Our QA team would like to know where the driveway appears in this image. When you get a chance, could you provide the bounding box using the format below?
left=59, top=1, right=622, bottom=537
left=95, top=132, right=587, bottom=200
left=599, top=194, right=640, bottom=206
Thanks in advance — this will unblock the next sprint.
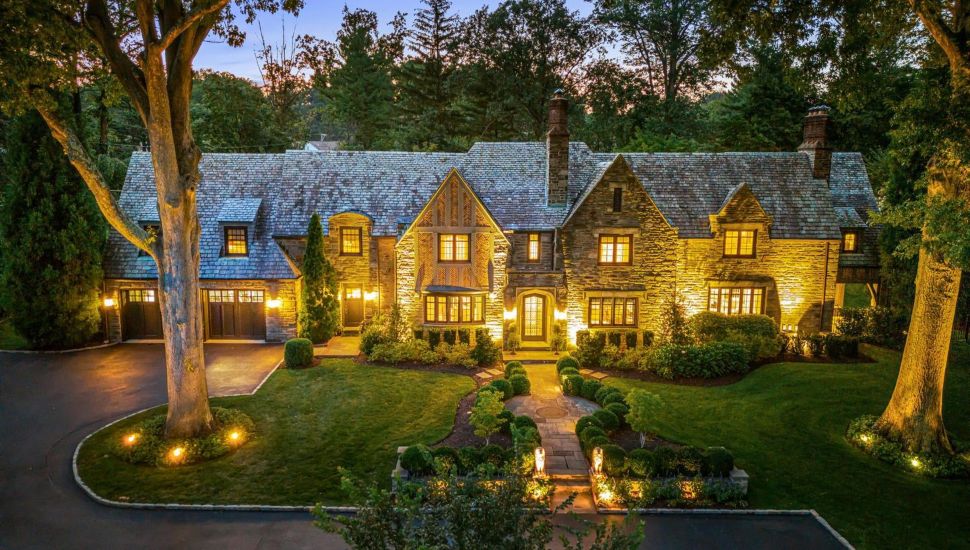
left=0, top=344, right=847, bottom=549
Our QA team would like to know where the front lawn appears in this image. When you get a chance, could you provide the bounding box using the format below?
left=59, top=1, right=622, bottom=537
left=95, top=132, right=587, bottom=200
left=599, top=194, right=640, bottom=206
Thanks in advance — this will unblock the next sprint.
left=76, top=359, right=475, bottom=505
left=604, top=337, right=970, bottom=549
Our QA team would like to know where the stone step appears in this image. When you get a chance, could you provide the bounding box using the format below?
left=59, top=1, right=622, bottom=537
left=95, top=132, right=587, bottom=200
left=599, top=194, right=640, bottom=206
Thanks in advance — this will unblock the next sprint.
left=550, top=472, right=589, bottom=481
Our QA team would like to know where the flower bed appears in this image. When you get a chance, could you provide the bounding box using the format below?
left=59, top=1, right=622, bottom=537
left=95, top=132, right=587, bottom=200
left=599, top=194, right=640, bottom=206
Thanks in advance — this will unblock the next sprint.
left=847, top=415, right=970, bottom=478
left=111, top=407, right=255, bottom=467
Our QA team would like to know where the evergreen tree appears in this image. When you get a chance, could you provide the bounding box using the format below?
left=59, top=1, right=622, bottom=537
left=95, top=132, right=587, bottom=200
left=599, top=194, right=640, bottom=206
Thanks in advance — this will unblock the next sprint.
left=0, top=110, right=106, bottom=349
left=396, top=0, right=462, bottom=150
left=299, top=213, right=340, bottom=344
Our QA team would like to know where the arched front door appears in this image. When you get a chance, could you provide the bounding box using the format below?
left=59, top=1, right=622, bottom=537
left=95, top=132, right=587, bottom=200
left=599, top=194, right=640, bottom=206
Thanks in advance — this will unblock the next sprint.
left=521, top=294, right=547, bottom=342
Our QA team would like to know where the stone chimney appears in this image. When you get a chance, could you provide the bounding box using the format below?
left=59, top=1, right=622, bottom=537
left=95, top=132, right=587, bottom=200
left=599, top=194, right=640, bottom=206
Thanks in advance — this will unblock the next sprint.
left=798, top=105, right=833, bottom=181
left=547, top=89, right=569, bottom=206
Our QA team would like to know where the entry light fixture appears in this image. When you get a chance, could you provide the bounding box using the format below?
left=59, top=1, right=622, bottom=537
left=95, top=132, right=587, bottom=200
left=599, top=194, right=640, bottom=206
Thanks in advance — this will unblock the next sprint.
left=364, top=291, right=379, bottom=302
left=103, top=297, right=116, bottom=308
left=266, top=298, right=282, bottom=309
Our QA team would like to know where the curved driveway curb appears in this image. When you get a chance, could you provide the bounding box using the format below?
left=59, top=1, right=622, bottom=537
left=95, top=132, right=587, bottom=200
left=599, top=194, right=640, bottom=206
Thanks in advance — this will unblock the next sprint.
left=0, top=341, right=118, bottom=354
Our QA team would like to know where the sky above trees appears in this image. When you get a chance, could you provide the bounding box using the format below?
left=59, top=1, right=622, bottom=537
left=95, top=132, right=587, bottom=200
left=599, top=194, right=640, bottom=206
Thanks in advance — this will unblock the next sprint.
left=196, top=0, right=592, bottom=81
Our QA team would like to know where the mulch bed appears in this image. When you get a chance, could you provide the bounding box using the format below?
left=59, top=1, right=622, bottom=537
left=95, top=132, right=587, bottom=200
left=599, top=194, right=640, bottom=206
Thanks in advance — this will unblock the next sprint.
left=433, top=389, right=512, bottom=449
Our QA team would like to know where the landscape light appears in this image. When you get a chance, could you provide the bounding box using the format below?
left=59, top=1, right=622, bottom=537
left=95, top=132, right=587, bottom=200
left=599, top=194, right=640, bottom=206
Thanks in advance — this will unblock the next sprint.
left=910, top=457, right=921, bottom=469
left=598, top=488, right=613, bottom=503
left=123, top=433, right=139, bottom=445
left=229, top=430, right=241, bottom=442
left=169, top=446, right=185, bottom=463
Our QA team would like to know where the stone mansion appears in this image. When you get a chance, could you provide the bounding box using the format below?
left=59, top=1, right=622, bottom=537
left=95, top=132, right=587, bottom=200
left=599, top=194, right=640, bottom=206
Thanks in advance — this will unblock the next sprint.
left=103, top=93, right=880, bottom=348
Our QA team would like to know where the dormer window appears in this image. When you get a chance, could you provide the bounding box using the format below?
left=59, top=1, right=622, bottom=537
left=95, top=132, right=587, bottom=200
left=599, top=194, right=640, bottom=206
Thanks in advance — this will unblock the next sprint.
left=224, top=226, right=248, bottom=256
left=612, top=187, right=623, bottom=212
left=341, top=227, right=363, bottom=256
left=724, top=230, right=756, bottom=258
left=439, top=234, right=470, bottom=262
left=842, top=231, right=859, bottom=253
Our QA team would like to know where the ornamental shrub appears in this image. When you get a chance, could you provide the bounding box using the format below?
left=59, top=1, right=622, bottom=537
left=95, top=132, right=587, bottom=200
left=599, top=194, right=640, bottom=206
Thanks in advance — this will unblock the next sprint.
left=299, top=213, right=340, bottom=344
left=653, top=446, right=677, bottom=476
left=690, top=311, right=778, bottom=342
left=647, top=342, right=749, bottom=379
left=359, top=322, right=388, bottom=356
left=509, top=374, right=531, bottom=395
left=370, top=339, right=438, bottom=364
left=505, top=361, right=524, bottom=377
left=616, top=348, right=649, bottom=370
left=458, top=329, right=471, bottom=344
left=458, top=446, right=481, bottom=471
left=579, top=426, right=606, bottom=445
left=440, top=342, right=477, bottom=368
left=605, top=402, right=629, bottom=424
left=563, top=375, right=585, bottom=396
left=479, top=444, right=508, bottom=468
left=574, top=331, right=607, bottom=369
left=805, top=333, right=825, bottom=357
left=586, top=435, right=612, bottom=450
left=676, top=446, right=704, bottom=476
left=599, top=392, right=626, bottom=406
left=592, top=408, right=620, bottom=432
left=601, top=444, right=628, bottom=476
left=400, top=444, right=434, bottom=476
left=488, top=379, right=514, bottom=400
left=556, top=355, right=580, bottom=373
left=580, top=379, right=603, bottom=401
left=550, top=321, right=569, bottom=354
left=507, top=367, right=527, bottom=378
left=498, top=409, right=516, bottom=433
left=607, top=332, right=623, bottom=347
left=443, top=329, right=457, bottom=345
left=471, top=328, right=502, bottom=367
left=513, top=415, right=538, bottom=431
left=642, top=330, right=655, bottom=347
left=701, top=479, right=747, bottom=504
left=284, top=338, right=314, bottom=368
left=626, top=448, right=655, bottom=477
left=559, top=366, right=580, bottom=377
left=599, top=343, right=621, bottom=369
left=595, top=386, right=621, bottom=404
left=428, top=328, right=441, bottom=348
left=824, top=334, right=860, bottom=359
left=431, top=446, right=461, bottom=474
left=702, top=447, right=735, bottom=477
left=625, top=331, right=638, bottom=349
left=575, top=415, right=603, bottom=435
left=835, top=307, right=867, bottom=336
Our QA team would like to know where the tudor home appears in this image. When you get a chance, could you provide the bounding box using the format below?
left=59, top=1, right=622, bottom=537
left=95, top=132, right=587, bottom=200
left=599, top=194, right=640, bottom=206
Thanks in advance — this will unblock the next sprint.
left=103, top=93, right=879, bottom=348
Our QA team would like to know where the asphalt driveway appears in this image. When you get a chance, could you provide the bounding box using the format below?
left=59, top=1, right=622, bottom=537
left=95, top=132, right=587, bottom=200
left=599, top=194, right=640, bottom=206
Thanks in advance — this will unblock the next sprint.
left=0, top=344, right=847, bottom=550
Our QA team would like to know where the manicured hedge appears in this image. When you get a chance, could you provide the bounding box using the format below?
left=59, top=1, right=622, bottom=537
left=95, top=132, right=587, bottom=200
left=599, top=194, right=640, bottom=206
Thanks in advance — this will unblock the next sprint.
left=647, top=342, right=749, bottom=379
left=605, top=402, right=629, bottom=424
left=580, top=378, right=603, bottom=401
left=284, top=338, right=314, bottom=368
left=559, top=366, right=580, bottom=377
left=563, top=374, right=585, bottom=396
left=823, top=334, right=860, bottom=359
left=592, top=408, right=620, bottom=432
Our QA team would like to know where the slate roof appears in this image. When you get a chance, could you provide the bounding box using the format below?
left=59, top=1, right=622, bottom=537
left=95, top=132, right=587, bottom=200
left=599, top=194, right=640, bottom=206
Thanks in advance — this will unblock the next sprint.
left=105, top=144, right=878, bottom=280
left=829, top=153, right=880, bottom=267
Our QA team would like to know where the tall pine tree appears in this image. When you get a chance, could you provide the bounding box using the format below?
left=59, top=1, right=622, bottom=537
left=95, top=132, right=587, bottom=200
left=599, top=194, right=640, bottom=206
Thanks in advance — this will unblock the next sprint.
left=0, top=110, right=106, bottom=349
left=298, top=213, right=340, bottom=344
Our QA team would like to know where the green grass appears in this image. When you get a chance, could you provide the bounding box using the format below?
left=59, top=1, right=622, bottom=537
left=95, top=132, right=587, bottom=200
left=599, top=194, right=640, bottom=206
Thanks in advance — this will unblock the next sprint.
left=76, top=359, right=475, bottom=505
left=0, top=319, right=28, bottom=350
left=604, top=337, right=970, bottom=549
left=843, top=283, right=874, bottom=309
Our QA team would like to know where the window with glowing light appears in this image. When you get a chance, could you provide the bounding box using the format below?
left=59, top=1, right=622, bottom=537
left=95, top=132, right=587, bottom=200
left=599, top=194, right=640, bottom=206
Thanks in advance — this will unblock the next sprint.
left=224, top=226, right=248, bottom=256
left=598, top=235, right=632, bottom=265
left=588, top=297, right=637, bottom=327
left=708, top=287, right=765, bottom=315
left=340, top=227, right=363, bottom=255
left=424, top=294, right=485, bottom=323
left=527, top=233, right=540, bottom=262
left=237, top=290, right=264, bottom=303
left=723, top=230, right=756, bottom=257
left=842, top=231, right=859, bottom=253
left=438, top=234, right=470, bottom=262
left=127, top=289, right=155, bottom=302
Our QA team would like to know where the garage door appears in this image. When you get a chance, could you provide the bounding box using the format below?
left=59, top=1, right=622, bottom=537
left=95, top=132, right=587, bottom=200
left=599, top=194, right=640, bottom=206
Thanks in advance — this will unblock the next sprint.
left=206, top=290, right=266, bottom=340
left=121, top=289, right=163, bottom=340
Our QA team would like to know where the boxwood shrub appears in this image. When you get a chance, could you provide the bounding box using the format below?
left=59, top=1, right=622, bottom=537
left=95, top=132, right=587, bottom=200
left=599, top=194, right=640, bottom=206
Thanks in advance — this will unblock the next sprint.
left=556, top=355, right=580, bottom=373
left=592, top=408, right=620, bottom=432
left=513, top=415, right=538, bottom=431
left=431, top=446, right=461, bottom=473
left=563, top=374, right=585, bottom=396
left=601, top=444, right=628, bottom=476
left=488, top=379, right=514, bottom=400
left=625, top=448, right=655, bottom=477
left=653, top=446, right=677, bottom=476
left=504, top=361, right=524, bottom=377
left=579, top=426, right=607, bottom=445
left=400, top=444, right=434, bottom=476
left=599, top=391, right=625, bottom=407
left=605, top=402, right=629, bottom=424
left=498, top=409, right=516, bottom=433
left=508, top=374, right=531, bottom=396
left=575, top=415, right=602, bottom=435
left=702, top=447, right=735, bottom=477
left=586, top=435, right=612, bottom=451
left=676, top=446, right=704, bottom=476
left=559, top=366, right=580, bottom=377
left=580, top=379, right=603, bottom=401
left=595, top=386, right=622, bottom=404
left=284, top=338, right=314, bottom=368
left=824, top=334, right=860, bottom=359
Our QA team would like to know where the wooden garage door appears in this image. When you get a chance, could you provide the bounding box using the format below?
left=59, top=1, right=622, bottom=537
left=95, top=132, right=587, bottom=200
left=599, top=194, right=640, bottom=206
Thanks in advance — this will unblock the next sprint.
left=121, top=289, right=162, bottom=340
left=207, top=290, right=266, bottom=340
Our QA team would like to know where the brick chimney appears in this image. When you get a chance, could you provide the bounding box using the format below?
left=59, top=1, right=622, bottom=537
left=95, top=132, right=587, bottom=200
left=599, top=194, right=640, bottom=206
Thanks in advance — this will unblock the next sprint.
left=798, top=105, right=833, bottom=181
left=546, top=89, right=569, bottom=206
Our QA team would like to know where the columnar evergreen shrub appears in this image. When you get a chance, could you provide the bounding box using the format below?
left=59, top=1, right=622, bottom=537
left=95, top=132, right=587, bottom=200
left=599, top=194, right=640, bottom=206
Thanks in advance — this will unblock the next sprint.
left=470, top=328, right=501, bottom=366
left=625, top=331, right=638, bottom=349
left=299, top=214, right=340, bottom=344
left=659, top=295, right=691, bottom=345
left=284, top=338, right=314, bottom=368
left=0, top=111, right=106, bottom=349
left=428, top=328, right=441, bottom=347
left=443, top=329, right=457, bottom=345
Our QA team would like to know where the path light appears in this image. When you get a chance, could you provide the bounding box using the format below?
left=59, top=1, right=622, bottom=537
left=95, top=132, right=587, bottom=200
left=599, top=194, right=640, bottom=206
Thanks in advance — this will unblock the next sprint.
left=266, top=298, right=282, bottom=309
left=859, top=433, right=871, bottom=444
left=169, top=446, right=186, bottom=464
left=534, top=447, right=546, bottom=477
left=592, top=447, right=604, bottom=475
left=597, top=487, right=613, bottom=503
left=228, top=430, right=242, bottom=443
left=910, top=457, right=922, bottom=469
left=123, top=433, right=139, bottom=446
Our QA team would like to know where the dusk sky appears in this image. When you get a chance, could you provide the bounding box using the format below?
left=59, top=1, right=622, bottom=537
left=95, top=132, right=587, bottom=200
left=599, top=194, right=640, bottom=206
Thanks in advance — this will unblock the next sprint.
left=196, top=0, right=593, bottom=82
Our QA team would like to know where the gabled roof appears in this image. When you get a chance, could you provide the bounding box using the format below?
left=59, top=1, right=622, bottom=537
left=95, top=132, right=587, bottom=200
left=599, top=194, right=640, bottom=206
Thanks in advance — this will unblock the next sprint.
left=562, top=154, right=673, bottom=228
left=217, top=198, right=262, bottom=223
left=834, top=206, right=866, bottom=228
left=829, top=153, right=880, bottom=266
left=397, top=168, right=509, bottom=245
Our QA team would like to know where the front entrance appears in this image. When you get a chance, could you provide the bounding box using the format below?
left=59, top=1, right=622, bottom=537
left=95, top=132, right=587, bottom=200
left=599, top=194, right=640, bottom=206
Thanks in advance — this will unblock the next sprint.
left=206, top=289, right=266, bottom=340
left=121, top=288, right=162, bottom=340
left=342, top=287, right=364, bottom=327
left=521, top=294, right=547, bottom=342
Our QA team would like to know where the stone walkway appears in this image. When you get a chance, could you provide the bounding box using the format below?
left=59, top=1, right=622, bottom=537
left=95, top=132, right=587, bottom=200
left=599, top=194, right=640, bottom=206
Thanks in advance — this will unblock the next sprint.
left=506, top=364, right=600, bottom=476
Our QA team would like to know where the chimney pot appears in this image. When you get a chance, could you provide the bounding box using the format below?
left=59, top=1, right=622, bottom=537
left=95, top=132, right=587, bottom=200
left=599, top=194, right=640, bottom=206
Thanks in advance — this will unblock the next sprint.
left=798, top=105, right=833, bottom=181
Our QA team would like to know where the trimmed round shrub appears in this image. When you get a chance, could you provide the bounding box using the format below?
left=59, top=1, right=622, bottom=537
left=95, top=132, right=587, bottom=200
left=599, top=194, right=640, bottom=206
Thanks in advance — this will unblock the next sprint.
left=580, top=379, right=603, bottom=401
left=605, top=402, right=629, bottom=424
left=599, top=391, right=625, bottom=406
left=595, top=386, right=621, bottom=404
left=586, top=435, right=612, bottom=450
left=601, top=444, right=628, bottom=476
left=592, top=408, right=620, bottom=432
left=575, top=415, right=603, bottom=435
left=284, top=338, right=313, bottom=368
left=563, top=375, right=585, bottom=396
left=488, top=379, right=514, bottom=400
left=653, top=446, right=677, bottom=476
left=513, top=415, right=538, bottom=431
left=504, top=361, right=524, bottom=377
left=702, top=447, right=735, bottom=477
left=431, top=446, right=461, bottom=474
left=508, top=373, right=531, bottom=395
left=626, top=448, right=656, bottom=478
left=579, top=426, right=606, bottom=445
left=556, top=355, right=580, bottom=373
left=400, top=444, right=434, bottom=476
left=559, top=366, right=580, bottom=377
left=676, top=446, right=704, bottom=476
left=507, top=367, right=527, bottom=378
left=498, top=409, right=516, bottom=433
left=479, top=444, right=508, bottom=468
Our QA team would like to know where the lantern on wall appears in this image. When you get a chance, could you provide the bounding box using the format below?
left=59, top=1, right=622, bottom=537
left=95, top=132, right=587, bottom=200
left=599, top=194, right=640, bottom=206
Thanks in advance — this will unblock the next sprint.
left=102, top=297, right=116, bottom=308
left=266, top=298, right=282, bottom=309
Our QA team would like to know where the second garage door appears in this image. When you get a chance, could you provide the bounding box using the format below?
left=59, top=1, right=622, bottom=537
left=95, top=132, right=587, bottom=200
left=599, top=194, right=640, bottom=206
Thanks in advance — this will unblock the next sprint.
left=206, top=289, right=266, bottom=340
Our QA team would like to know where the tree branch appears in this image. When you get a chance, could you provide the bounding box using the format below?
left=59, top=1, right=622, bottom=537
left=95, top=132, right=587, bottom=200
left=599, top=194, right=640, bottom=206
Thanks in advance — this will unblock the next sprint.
left=156, top=0, right=229, bottom=52
left=910, top=0, right=969, bottom=73
left=32, top=96, right=155, bottom=257
left=83, top=0, right=151, bottom=122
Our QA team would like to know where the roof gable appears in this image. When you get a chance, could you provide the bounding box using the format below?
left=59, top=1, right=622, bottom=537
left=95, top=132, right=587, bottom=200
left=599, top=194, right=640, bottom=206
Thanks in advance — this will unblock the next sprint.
left=563, top=154, right=672, bottom=228
left=709, top=182, right=772, bottom=233
left=398, top=168, right=509, bottom=245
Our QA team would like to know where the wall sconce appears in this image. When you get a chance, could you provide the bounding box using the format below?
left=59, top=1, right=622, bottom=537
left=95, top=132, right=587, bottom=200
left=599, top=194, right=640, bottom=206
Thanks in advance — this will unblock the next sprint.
left=534, top=447, right=546, bottom=478
left=364, top=291, right=379, bottom=302
left=503, top=308, right=517, bottom=321
left=102, top=297, right=116, bottom=308
left=554, top=309, right=567, bottom=321
left=591, top=447, right=604, bottom=475
left=266, top=298, right=282, bottom=309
